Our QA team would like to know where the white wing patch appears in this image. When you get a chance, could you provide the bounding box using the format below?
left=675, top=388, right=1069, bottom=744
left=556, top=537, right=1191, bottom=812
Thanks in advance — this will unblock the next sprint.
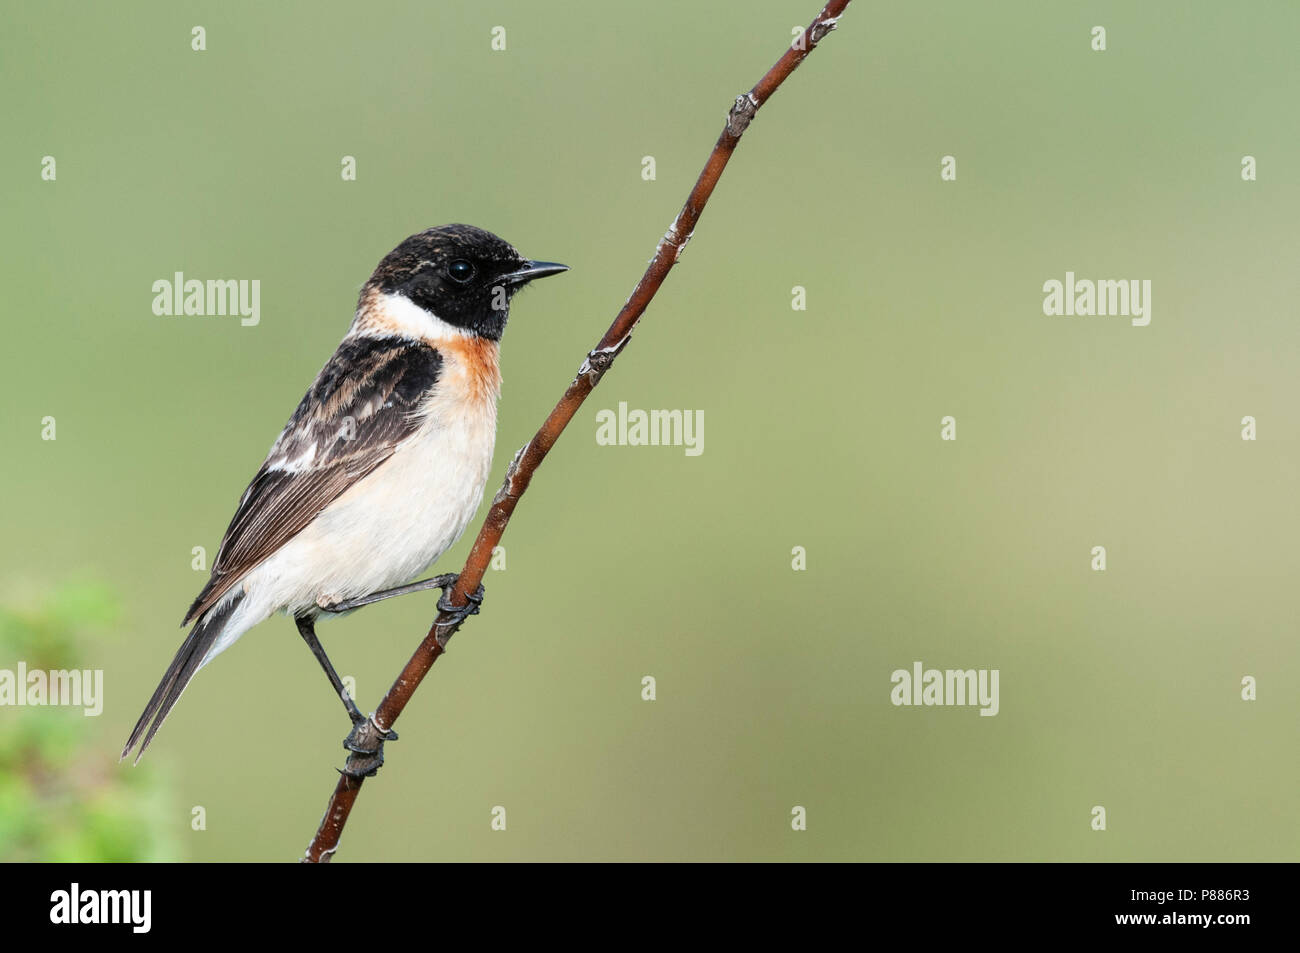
left=271, top=440, right=318, bottom=473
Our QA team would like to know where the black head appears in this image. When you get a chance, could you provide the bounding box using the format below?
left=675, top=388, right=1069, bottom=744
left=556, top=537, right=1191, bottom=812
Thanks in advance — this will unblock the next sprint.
left=365, top=224, right=567, bottom=341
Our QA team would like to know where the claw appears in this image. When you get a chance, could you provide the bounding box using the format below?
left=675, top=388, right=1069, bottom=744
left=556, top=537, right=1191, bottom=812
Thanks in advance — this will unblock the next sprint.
left=340, top=715, right=398, bottom=778
left=436, top=582, right=485, bottom=627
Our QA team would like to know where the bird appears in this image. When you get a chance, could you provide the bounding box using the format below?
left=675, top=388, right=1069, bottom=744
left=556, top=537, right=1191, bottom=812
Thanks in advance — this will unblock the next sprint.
left=121, top=224, right=568, bottom=770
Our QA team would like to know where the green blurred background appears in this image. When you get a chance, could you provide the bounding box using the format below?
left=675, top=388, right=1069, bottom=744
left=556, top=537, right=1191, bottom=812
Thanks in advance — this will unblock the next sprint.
left=2, top=1, right=1297, bottom=861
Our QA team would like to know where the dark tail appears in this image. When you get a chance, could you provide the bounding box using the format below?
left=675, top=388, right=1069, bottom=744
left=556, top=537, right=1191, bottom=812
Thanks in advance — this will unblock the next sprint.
left=121, top=593, right=243, bottom=764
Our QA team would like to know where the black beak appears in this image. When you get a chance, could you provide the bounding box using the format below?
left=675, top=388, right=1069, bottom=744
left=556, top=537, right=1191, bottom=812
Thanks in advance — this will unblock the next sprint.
left=502, top=260, right=569, bottom=286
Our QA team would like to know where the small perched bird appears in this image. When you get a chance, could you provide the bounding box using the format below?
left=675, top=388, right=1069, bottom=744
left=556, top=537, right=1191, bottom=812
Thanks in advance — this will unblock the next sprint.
left=122, top=224, right=567, bottom=768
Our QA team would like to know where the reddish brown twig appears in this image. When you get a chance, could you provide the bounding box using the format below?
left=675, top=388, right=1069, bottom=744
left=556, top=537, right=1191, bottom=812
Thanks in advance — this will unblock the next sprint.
left=302, top=0, right=851, bottom=863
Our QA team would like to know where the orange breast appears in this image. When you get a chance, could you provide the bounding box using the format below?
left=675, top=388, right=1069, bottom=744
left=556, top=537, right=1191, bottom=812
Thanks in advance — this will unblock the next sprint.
left=434, top=335, right=501, bottom=408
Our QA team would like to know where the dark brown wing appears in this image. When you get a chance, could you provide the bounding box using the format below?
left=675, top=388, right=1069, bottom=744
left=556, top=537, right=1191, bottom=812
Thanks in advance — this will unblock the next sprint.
left=182, top=336, right=443, bottom=625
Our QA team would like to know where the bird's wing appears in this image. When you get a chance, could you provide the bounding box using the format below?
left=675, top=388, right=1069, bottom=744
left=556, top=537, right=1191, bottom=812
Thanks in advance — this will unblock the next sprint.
left=182, top=336, right=443, bottom=626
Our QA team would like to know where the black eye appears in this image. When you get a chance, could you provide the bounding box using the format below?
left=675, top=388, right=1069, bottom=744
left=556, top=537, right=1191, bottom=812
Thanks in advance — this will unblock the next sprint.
left=447, top=259, right=475, bottom=283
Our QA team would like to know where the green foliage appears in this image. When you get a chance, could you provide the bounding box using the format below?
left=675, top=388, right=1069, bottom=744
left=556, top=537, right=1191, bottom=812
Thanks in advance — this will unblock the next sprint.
left=0, top=583, right=178, bottom=862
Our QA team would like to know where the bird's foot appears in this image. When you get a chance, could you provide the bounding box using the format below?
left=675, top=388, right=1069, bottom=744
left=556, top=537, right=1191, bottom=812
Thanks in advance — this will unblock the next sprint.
left=339, top=713, right=399, bottom=779
left=434, top=579, right=485, bottom=633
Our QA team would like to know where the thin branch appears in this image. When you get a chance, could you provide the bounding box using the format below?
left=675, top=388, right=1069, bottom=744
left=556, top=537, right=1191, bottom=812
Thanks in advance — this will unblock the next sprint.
left=302, top=0, right=852, bottom=863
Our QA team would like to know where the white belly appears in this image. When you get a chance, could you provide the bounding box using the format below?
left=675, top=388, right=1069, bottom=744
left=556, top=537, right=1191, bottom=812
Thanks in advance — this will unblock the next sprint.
left=262, top=412, right=495, bottom=614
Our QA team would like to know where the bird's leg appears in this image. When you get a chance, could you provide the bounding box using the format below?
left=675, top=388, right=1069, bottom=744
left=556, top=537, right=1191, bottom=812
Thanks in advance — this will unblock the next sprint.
left=294, top=615, right=396, bottom=779
left=295, top=614, right=365, bottom=724
left=317, top=573, right=460, bottom=613
left=317, top=573, right=486, bottom=627
left=303, top=574, right=485, bottom=778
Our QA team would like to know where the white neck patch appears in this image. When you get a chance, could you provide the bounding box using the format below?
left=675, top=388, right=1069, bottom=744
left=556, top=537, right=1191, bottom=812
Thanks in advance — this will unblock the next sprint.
left=356, top=292, right=474, bottom=343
